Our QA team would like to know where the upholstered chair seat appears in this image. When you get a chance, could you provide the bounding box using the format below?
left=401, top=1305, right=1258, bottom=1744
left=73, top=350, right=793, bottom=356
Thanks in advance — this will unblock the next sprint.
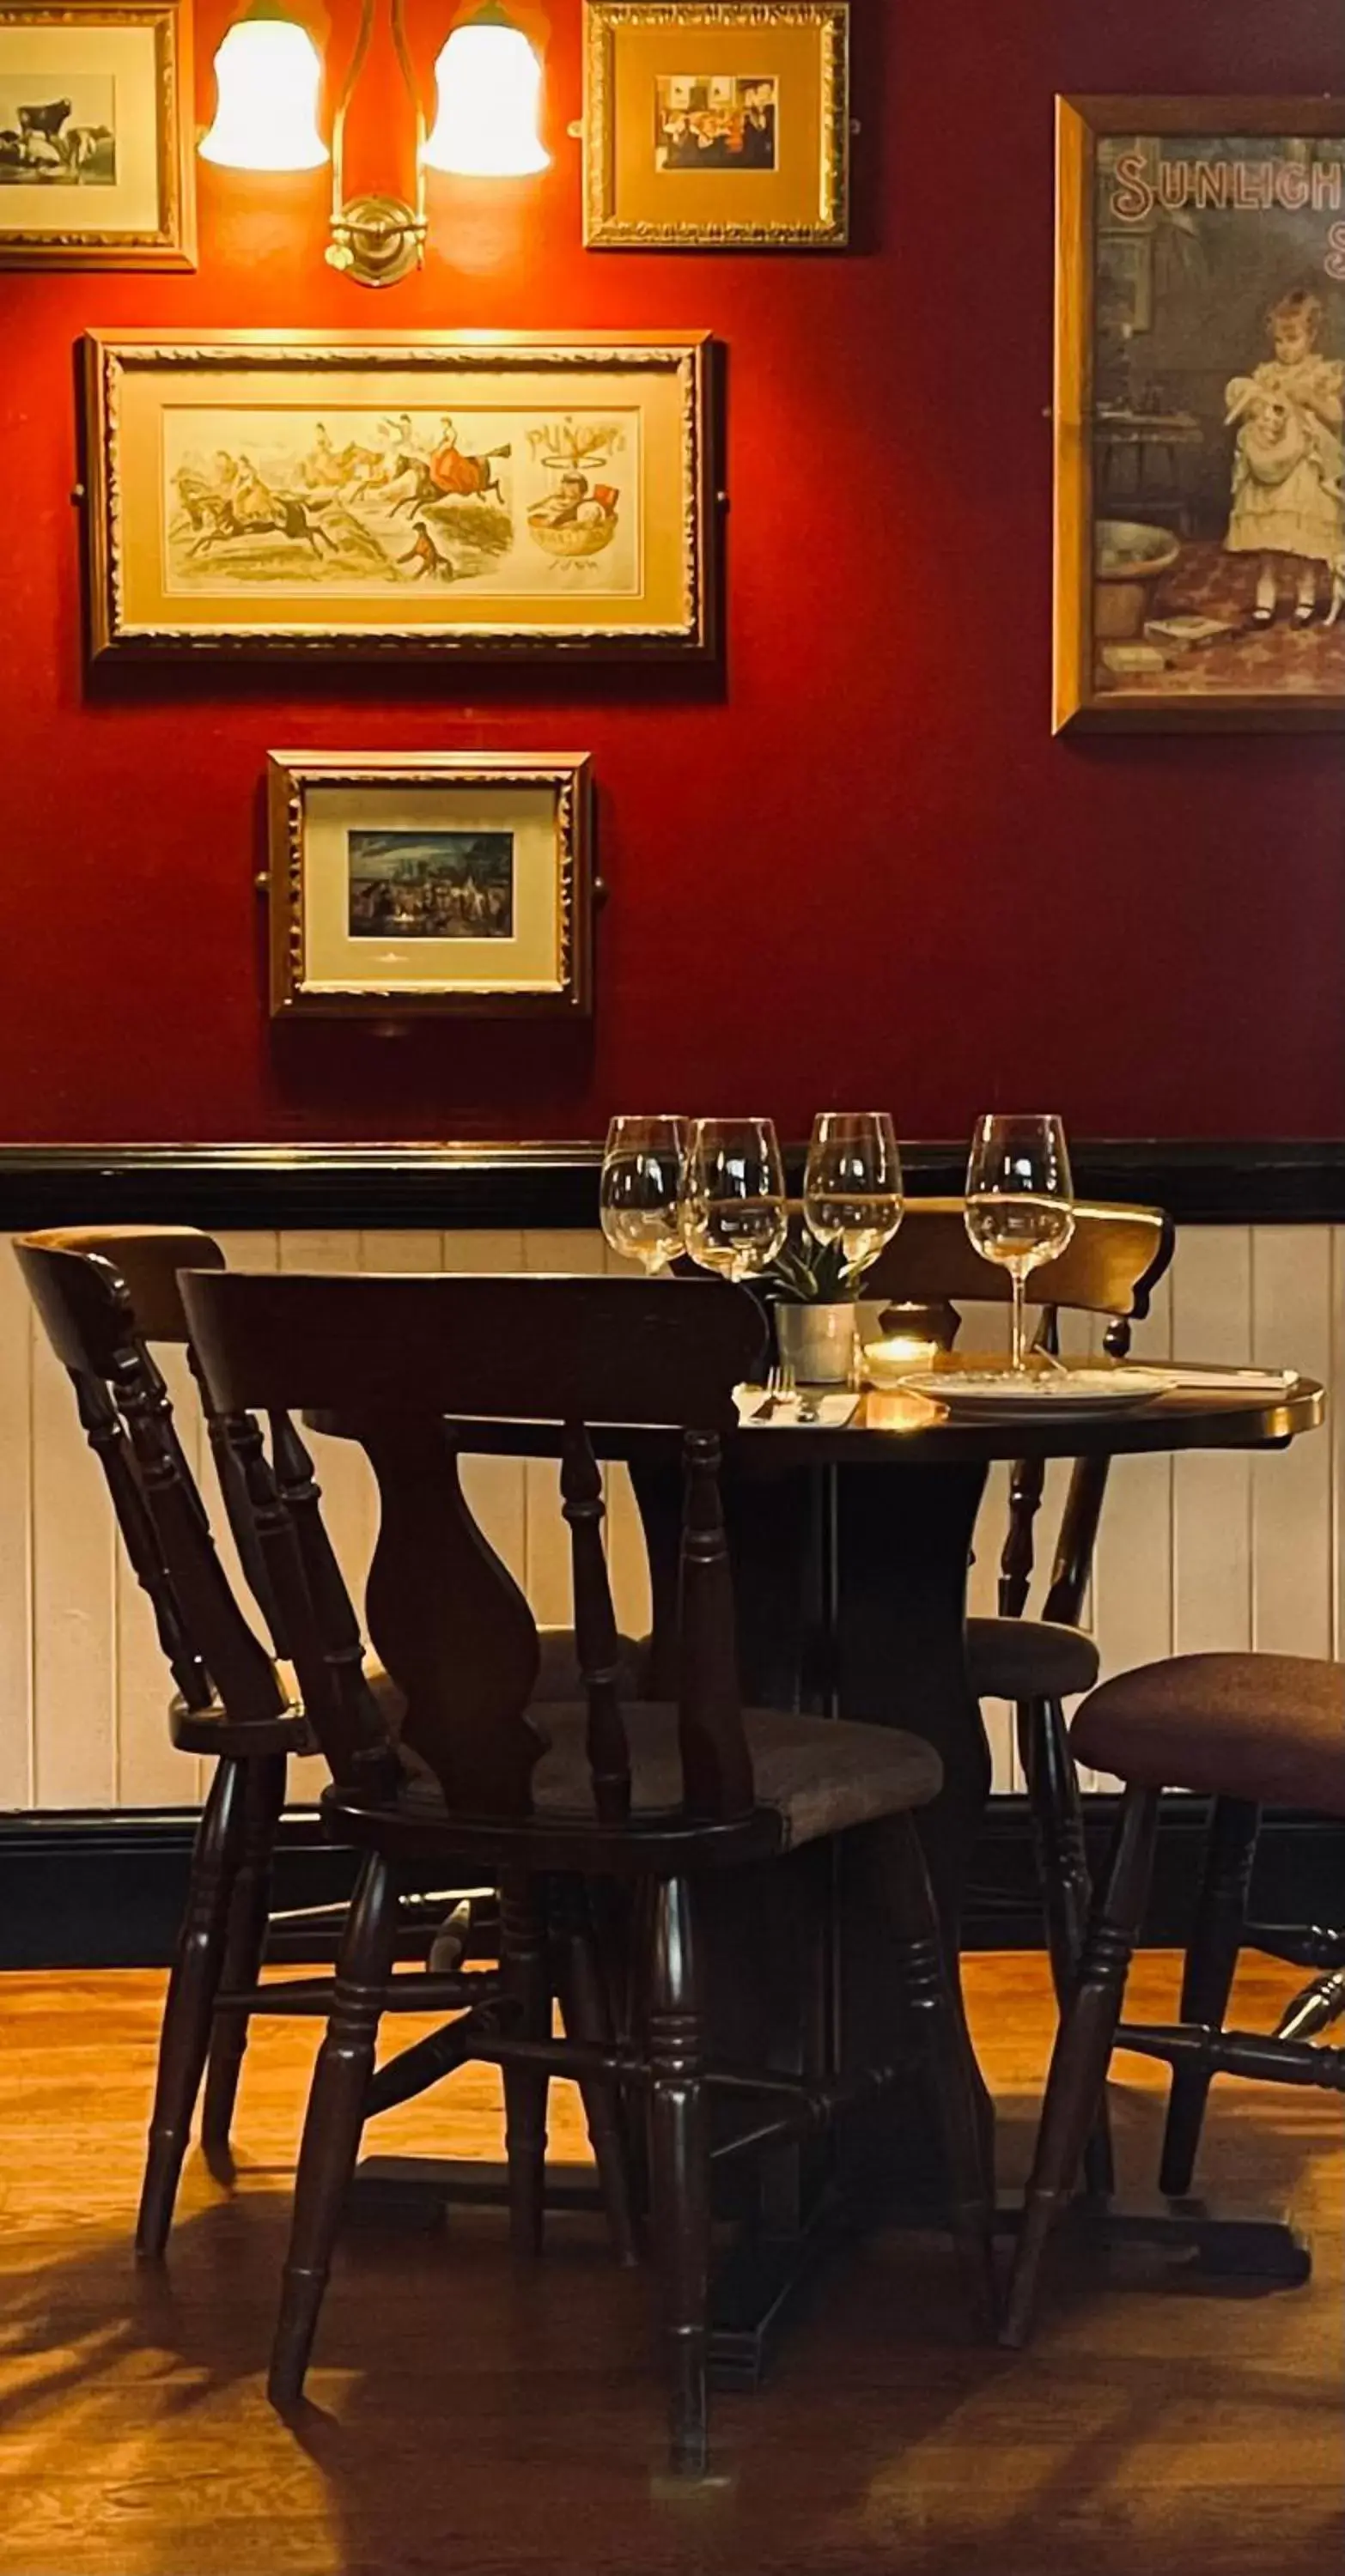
left=294, top=1629, right=649, bottom=1741
left=1072, top=1653, right=1345, bottom=1816
left=966, top=1616, right=1100, bottom=1704
left=1005, top=1648, right=1345, bottom=2349
left=399, top=1700, right=944, bottom=1850
left=533, top=1628, right=654, bottom=1705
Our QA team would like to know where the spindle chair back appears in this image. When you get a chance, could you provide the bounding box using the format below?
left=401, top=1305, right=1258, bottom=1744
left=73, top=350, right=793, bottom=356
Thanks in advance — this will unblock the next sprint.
left=180, top=1264, right=995, bottom=2476
left=12, top=1225, right=399, bottom=2255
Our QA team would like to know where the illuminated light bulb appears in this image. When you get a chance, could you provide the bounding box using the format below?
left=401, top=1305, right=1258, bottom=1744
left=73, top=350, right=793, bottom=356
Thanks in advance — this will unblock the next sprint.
left=422, top=5, right=549, bottom=179
left=200, top=9, right=328, bottom=172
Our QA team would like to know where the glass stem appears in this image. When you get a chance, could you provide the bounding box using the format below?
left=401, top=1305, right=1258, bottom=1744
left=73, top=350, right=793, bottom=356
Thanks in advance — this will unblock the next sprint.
left=735, top=1273, right=774, bottom=1374
left=1010, top=1267, right=1028, bottom=1372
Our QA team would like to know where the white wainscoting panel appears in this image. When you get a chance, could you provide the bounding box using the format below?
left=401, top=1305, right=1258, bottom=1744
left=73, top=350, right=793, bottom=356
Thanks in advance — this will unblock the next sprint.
left=2, top=1224, right=1337, bottom=1811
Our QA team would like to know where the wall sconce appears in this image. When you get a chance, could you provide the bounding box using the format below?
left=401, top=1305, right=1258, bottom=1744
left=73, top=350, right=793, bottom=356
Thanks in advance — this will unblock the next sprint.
left=200, top=0, right=549, bottom=289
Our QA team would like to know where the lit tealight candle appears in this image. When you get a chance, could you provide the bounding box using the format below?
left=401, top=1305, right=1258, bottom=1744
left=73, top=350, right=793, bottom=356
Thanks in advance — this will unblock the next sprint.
left=860, top=1331, right=942, bottom=1387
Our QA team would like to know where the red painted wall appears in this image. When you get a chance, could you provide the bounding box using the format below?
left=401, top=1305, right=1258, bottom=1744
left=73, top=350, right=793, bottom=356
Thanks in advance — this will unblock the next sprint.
left=3, top=0, right=1344, bottom=1145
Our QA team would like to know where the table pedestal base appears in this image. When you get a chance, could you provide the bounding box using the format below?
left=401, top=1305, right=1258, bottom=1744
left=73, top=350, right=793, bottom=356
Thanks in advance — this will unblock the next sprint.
left=344, top=2154, right=603, bottom=2231
left=344, top=2154, right=835, bottom=2389
left=1012, top=2189, right=1314, bottom=2286
left=344, top=2158, right=1312, bottom=2392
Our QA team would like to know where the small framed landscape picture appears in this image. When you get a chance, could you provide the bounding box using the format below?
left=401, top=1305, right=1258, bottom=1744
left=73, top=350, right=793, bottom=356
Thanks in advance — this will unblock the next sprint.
left=0, top=0, right=193, bottom=269
left=583, top=0, right=849, bottom=249
left=266, top=752, right=595, bottom=1023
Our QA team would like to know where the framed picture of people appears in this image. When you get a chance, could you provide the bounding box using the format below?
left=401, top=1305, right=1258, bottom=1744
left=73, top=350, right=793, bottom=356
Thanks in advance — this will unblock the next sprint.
left=265, top=751, right=596, bottom=1021
left=80, top=330, right=718, bottom=663
left=583, top=1, right=849, bottom=250
left=1055, top=96, right=1345, bottom=730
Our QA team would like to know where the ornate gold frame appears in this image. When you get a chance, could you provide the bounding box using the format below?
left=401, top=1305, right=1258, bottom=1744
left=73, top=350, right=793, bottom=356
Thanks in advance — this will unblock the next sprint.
left=0, top=0, right=194, bottom=270
left=81, top=330, right=718, bottom=662
left=1055, top=94, right=1345, bottom=732
left=583, top=0, right=849, bottom=249
left=265, top=750, right=596, bottom=1023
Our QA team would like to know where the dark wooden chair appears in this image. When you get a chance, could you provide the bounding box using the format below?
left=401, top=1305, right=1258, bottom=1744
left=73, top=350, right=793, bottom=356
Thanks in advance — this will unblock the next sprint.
left=867, top=1196, right=1173, bottom=2188
left=180, top=1265, right=998, bottom=2477
left=14, top=1227, right=641, bottom=2267
left=15, top=1224, right=336, bottom=2251
left=1001, top=1651, right=1345, bottom=2347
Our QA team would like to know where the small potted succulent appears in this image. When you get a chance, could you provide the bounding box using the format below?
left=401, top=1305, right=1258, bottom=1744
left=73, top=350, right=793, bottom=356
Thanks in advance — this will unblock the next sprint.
left=766, top=1223, right=862, bottom=1385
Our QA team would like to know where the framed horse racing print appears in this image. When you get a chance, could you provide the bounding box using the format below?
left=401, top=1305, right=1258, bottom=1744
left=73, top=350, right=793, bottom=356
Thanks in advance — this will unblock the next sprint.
left=1056, top=96, right=1345, bottom=731
left=0, top=0, right=193, bottom=269
left=80, top=330, right=718, bottom=662
left=265, top=751, right=595, bottom=1023
left=583, top=0, right=849, bottom=249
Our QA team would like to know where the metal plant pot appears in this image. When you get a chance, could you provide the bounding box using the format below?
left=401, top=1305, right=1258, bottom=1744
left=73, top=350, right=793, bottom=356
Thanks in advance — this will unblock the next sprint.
left=775, top=1300, right=855, bottom=1386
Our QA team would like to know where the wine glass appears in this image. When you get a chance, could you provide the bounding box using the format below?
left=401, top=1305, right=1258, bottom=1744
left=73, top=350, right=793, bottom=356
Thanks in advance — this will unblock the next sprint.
left=803, top=1111, right=904, bottom=1388
left=681, top=1117, right=788, bottom=1283
left=803, top=1111, right=904, bottom=1275
left=964, top=1113, right=1075, bottom=1374
left=599, top=1115, right=688, bottom=1276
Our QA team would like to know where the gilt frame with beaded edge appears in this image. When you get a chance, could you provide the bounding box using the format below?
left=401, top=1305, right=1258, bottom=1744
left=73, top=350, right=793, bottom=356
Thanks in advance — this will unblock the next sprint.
left=81, top=331, right=717, bottom=661
left=266, top=752, right=595, bottom=1023
left=0, top=0, right=193, bottom=270
left=583, top=1, right=848, bottom=249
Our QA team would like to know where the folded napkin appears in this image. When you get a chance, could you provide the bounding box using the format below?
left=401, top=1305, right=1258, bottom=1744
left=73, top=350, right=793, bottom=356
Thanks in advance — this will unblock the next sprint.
left=737, top=1389, right=861, bottom=1429
left=1163, top=1363, right=1299, bottom=1394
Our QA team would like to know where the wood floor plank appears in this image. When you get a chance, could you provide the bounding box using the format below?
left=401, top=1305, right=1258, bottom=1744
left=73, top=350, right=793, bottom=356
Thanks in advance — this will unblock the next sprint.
left=0, top=1954, right=1336, bottom=2576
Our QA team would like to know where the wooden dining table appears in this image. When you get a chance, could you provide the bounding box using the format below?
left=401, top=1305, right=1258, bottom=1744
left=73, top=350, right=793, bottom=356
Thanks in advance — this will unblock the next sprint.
left=321, top=1368, right=1326, bottom=2381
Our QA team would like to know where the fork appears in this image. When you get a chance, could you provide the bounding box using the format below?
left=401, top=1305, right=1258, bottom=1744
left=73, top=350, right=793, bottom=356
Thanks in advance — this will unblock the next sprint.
left=752, top=1358, right=796, bottom=1421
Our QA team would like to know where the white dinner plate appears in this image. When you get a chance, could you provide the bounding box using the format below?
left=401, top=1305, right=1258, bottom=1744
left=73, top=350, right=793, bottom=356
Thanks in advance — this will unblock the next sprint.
left=897, top=1366, right=1176, bottom=1421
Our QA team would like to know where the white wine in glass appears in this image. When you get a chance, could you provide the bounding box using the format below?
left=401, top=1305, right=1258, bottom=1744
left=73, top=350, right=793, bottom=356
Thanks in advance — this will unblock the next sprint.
left=599, top=1115, right=688, bottom=1276
left=803, top=1111, right=904, bottom=1273
left=965, top=1113, right=1075, bottom=1372
left=681, top=1117, right=788, bottom=1283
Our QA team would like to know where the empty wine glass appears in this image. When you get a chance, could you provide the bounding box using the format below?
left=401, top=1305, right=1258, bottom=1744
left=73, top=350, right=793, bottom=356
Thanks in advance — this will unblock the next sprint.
left=803, top=1110, right=904, bottom=1390
left=599, top=1115, right=688, bottom=1275
left=965, top=1113, right=1075, bottom=1373
left=681, top=1117, right=788, bottom=1283
left=803, top=1111, right=904, bottom=1277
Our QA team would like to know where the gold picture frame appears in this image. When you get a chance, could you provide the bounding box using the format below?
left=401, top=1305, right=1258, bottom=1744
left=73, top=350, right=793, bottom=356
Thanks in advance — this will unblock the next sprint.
left=583, top=0, right=848, bottom=250
left=81, top=330, right=718, bottom=662
left=0, top=0, right=193, bottom=270
left=266, top=750, right=595, bottom=1023
left=1056, top=95, right=1345, bottom=732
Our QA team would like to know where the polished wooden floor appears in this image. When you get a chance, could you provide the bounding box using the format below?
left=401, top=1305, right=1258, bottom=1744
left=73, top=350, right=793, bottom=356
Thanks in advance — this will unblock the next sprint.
left=0, top=1953, right=1338, bottom=2576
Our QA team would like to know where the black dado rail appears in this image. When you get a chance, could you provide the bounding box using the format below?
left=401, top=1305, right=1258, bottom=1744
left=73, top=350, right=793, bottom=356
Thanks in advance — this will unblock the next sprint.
left=0, top=1795, right=1338, bottom=1969
left=0, top=1140, right=1342, bottom=1231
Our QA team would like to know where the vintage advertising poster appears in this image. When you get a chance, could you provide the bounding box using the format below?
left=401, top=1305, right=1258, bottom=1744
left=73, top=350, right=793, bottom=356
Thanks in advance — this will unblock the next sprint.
left=1056, top=99, right=1345, bottom=728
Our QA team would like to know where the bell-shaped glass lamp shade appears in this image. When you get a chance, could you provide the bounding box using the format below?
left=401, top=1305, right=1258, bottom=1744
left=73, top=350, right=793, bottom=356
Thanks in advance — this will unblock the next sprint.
left=199, top=13, right=328, bottom=171
left=422, top=12, right=549, bottom=178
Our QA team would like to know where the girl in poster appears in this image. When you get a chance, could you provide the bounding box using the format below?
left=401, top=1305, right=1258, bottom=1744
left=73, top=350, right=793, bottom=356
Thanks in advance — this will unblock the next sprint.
left=1225, top=288, right=1345, bottom=624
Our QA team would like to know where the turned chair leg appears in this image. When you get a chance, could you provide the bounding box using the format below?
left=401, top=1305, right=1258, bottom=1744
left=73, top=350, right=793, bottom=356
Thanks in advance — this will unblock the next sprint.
left=1018, top=1695, right=1115, bottom=2198
left=890, top=1816, right=999, bottom=2335
left=269, top=1852, right=400, bottom=2409
left=551, top=1876, right=638, bottom=2267
left=1159, top=1795, right=1261, bottom=2198
left=500, top=1875, right=551, bottom=2259
left=1275, top=1966, right=1345, bottom=2043
left=136, top=1754, right=247, bottom=2258
left=1002, top=1784, right=1160, bottom=2349
left=646, top=1875, right=710, bottom=2479
left=201, top=1752, right=289, bottom=2177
